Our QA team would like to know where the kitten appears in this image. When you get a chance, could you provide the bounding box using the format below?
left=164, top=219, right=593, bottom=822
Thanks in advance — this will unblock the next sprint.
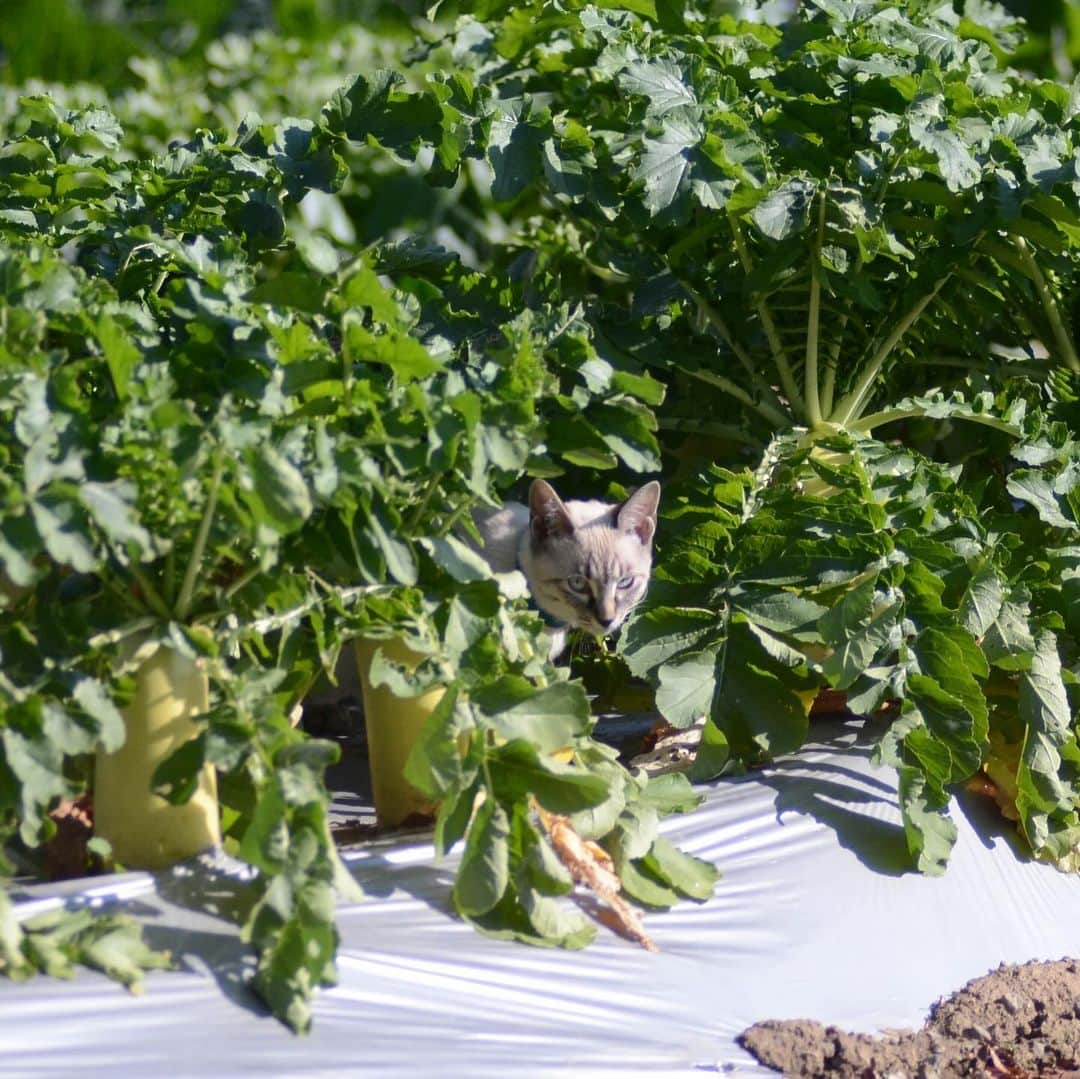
left=304, top=479, right=661, bottom=728
left=474, top=479, right=660, bottom=658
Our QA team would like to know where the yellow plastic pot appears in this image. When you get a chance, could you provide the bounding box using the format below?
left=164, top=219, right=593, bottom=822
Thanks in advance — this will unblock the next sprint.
left=355, top=637, right=443, bottom=829
left=94, top=643, right=221, bottom=869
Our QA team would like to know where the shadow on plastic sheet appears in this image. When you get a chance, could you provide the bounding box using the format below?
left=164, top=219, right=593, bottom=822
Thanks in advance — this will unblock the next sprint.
left=125, top=850, right=456, bottom=1021
left=750, top=718, right=914, bottom=877
left=953, top=785, right=1030, bottom=861
left=142, top=859, right=271, bottom=1021
left=340, top=850, right=457, bottom=911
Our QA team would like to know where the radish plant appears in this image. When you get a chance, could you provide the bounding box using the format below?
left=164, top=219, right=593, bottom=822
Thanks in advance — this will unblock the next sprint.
left=0, top=82, right=709, bottom=1028
left=376, top=0, right=1080, bottom=871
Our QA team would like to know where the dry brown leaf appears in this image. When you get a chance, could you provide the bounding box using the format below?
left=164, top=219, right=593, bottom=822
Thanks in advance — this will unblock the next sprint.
left=535, top=804, right=658, bottom=953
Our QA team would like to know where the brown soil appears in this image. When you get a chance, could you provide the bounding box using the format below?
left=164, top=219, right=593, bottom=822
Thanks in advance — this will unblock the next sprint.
left=740, top=959, right=1080, bottom=1077
left=44, top=796, right=94, bottom=879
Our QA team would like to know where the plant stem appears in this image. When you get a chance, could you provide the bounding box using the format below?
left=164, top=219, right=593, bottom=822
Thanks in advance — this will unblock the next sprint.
left=678, top=364, right=792, bottom=428
left=730, top=216, right=806, bottom=417
left=244, top=583, right=393, bottom=637
left=224, top=563, right=261, bottom=601
left=175, top=452, right=225, bottom=622
left=103, top=570, right=157, bottom=619
left=1014, top=234, right=1080, bottom=374
left=830, top=275, right=950, bottom=427
left=129, top=564, right=173, bottom=621
left=406, top=472, right=442, bottom=533
left=87, top=615, right=159, bottom=651
left=164, top=546, right=176, bottom=608
left=804, top=194, right=826, bottom=429
left=821, top=331, right=840, bottom=417
left=675, top=276, right=789, bottom=422
left=821, top=252, right=861, bottom=418
left=851, top=406, right=1024, bottom=438
left=438, top=499, right=476, bottom=538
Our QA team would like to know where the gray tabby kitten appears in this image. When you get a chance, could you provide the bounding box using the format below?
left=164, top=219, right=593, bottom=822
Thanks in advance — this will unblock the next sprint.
left=474, top=479, right=661, bottom=658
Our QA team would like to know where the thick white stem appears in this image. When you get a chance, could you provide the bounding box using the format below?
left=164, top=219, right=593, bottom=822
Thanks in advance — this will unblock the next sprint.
left=830, top=276, right=949, bottom=427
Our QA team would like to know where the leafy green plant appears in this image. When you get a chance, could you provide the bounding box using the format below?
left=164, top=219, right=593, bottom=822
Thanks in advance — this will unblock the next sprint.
left=417, top=0, right=1080, bottom=443
left=340, top=0, right=1080, bottom=872
left=0, top=70, right=709, bottom=1030
left=617, top=417, right=1080, bottom=873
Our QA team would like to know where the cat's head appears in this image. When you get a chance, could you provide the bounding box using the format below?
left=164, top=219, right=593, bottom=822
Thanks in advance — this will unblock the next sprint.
left=524, top=479, right=660, bottom=637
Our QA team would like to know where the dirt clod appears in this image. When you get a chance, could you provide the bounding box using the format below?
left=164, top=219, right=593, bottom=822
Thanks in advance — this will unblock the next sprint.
left=740, top=959, right=1080, bottom=1077
left=44, top=796, right=94, bottom=879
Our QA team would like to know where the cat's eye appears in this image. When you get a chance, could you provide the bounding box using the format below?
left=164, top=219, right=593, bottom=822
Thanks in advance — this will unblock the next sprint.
left=617, top=575, right=636, bottom=590
left=566, top=574, right=589, bottom=594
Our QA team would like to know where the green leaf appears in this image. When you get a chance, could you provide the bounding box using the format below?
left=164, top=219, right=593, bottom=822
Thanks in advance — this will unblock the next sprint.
left=489, top=740, right=610, bottom=813
left=81, top=481, right=153, bottom=556
left=638, top=772, right=702, bottom=816
left=633, top=110, right=700, bottom=216
left=524, top=832, right=573, bottom=895
left=152, top=734, right=207, bottom=805
left=487, top=101, right=547, bottom=202
left=909, top=97, right=981, bottom=192
left=94, top=314, right=141, bottom=402
left=734, top=591, right=827, bottom=633
left=655, top=649, right=716, bottom=728
left=68, top=918, right=172, bottom=993
left=29, top=497, right=97, bottom=572
left=419, top=536, right=493, bottom=583
left=1017, top=634, right=1076, bottom=852
left=403, top=686, right=469, bottom=801
left=483, top=681, right=591, bottom=754
left=751, top=177, right=815, bottom=240
left=345, top=321, right=443, bottom=381
left=960, top=566, right=1005, bottom=639
left=454, top=797, right=511, bottom=916
left=518, top=884, right=596, bottom=946
left=981, top=596, right=1037, bottom=669
left=609, top=803, right=660, bottom=862
left=618, top=606, right=717, bottom=679
left=618, top=60, right=695, bottom=116
left=1007, top=469, right=1075, bottom=529
left=237, top=779, right=288, bottom=874
left=714, top=624, right=809, bottom=758
left=367, top=511, right=417, bottom=586
left=72, top=677, right=124, bottom=752
left=617, top=858, right=679, bottom=908
left=323, top=70, right=442, bottom=157
left=337, top=260, right=401, bottom=325
left=689, top=717, right=731, bottom=782
left=641, top=835, right=718, bottom=901
left=905, top=672, right=983, bottom=781
left=912, top=626, right=989, bottom=774
left=435, top=775, right=481, bottom=857
left=896, top=764, right=957, bottom=876
left=244, top=445, right=313, bottom=534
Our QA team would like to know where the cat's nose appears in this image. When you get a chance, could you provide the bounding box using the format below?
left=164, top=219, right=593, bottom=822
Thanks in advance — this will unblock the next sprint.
left=598, top=617, right=616, bottom=632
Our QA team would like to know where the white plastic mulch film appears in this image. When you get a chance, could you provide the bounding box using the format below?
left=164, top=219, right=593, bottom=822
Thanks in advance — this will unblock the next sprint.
left=6, top=718, right=1079, bottom=1077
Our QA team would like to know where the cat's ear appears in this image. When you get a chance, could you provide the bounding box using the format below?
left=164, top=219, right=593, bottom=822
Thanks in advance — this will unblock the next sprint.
left=529, top=479, right=574, bottom=541
left=617, top=481, right=660, bottom=545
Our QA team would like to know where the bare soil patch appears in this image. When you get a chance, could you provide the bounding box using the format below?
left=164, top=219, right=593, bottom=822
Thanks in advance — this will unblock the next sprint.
left=740, top=959, right=1080, bottom=1077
